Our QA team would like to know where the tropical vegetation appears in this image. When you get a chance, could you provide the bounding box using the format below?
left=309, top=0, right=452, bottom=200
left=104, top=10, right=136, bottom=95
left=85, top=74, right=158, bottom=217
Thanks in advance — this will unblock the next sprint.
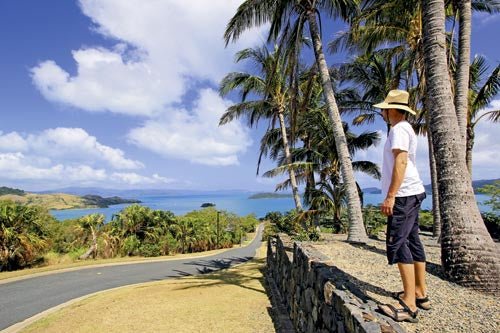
left=0, top=200, right=259, bottom=272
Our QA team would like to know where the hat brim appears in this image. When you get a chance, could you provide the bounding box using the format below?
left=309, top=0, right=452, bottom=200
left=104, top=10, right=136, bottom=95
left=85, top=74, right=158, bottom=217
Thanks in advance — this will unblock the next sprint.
left=373, top=102, right=416, bottom=115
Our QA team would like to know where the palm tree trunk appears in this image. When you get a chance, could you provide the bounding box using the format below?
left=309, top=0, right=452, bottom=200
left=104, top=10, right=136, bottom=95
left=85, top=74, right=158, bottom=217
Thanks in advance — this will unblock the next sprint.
left=422, top=90, right=442, bottom=240
left=427, top=126, right=441, bottom=239
left=307, top=11, right=367, bottom=243
left=79, top=226, right=97, bottom=260
left=422, top=0, right=500, bottom=293
left=466, top=124, right=474, bottom=174
left=455, top=0, right=471, bottom=148
left=277, top=107, right=303, bottom=212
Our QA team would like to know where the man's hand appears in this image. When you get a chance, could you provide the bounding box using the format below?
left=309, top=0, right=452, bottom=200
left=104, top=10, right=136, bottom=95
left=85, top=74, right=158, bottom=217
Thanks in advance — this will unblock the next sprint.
left=381, top=196, right=395, bottom=216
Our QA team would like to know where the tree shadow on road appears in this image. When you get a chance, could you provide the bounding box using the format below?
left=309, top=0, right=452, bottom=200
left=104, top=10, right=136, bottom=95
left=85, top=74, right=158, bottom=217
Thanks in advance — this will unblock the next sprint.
left=162, top=256, right=268, bottom=295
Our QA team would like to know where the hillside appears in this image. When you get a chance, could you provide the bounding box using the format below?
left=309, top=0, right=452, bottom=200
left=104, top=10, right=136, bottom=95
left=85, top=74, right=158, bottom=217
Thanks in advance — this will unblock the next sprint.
left=248, top=193, right=293, bottom=199
left=0, top=186, right=25, bottom=196
left=0, top=193, right=91, bottom=210
left=0, top=191, right=141, bottom=210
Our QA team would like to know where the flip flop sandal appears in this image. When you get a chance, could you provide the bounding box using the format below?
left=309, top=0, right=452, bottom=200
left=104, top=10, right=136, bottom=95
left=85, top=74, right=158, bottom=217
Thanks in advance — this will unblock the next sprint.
left=393, top=291, right=431, bottom=310
left=378, top=301, right=419, bottom=323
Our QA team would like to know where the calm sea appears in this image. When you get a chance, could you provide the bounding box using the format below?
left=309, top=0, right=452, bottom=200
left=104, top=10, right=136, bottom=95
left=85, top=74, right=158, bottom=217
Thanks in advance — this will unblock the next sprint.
left=49, top=193, right=493, bottom=222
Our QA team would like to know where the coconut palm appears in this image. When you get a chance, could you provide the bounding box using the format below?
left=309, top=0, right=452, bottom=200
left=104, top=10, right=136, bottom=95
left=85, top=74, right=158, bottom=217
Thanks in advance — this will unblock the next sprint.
left=465, top=56, right=500, bottom=174
left=0, top=201, right=50, bottom=271
left=422, top=0, right=499, bottom=292
left=224, top=0, right=369, bottom=243
left=219, top=46, right=303, bottom=211
left=262, top=102, right=381, bottom=231
left=446, top=0, right=500, bottom=143
left=76, top=213, right=105, bottom=260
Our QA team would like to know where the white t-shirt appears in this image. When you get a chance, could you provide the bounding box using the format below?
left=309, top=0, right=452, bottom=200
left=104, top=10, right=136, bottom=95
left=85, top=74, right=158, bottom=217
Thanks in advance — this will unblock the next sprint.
left=381, top=120, right=425, bottom=197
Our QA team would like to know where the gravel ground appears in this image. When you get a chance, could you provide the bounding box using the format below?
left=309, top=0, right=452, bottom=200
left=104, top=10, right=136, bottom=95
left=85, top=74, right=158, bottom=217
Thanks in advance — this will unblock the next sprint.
left=312, top=233, right=499, bottom=333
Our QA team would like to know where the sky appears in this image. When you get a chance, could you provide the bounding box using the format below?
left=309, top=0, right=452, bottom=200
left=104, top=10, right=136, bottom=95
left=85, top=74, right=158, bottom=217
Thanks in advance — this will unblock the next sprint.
left=0, top=0, right=498, bottom=192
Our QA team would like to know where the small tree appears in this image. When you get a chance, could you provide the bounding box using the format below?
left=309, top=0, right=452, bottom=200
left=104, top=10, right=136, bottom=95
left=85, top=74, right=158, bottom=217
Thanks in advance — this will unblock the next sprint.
left=478, top=181, right=500, bottom=213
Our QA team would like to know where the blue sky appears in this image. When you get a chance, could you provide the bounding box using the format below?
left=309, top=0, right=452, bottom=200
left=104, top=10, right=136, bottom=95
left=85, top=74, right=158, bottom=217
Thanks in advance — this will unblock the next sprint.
left=0, top=1, right=498, bottom=192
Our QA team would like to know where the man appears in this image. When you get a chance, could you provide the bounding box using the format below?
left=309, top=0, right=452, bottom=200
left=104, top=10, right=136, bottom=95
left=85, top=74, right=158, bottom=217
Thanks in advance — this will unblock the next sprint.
left=374, top=90, right=430, bottom=323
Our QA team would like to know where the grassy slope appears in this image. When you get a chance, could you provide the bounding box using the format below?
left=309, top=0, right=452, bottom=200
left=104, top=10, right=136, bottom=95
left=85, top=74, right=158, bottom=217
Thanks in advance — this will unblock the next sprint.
left=0, top=193, right=93, bottom=210
left=21, top=243, right=274, bottom=333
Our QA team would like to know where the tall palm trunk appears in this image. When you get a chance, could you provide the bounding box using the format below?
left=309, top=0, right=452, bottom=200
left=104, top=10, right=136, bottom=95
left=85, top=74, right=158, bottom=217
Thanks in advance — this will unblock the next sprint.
left=423, top=93, right=442, bottom=239
left=277, top=106, right=303, bottom=212
left=422, top=0, right=499, bottom=292
left=455, top=0, right=471, bottom=147
left=466, top=125, right=474, bottom=174
left=79, top=226, right=98, bottom=260
left=307, top=11, right=368, bottom=244
left=427, top=124, right=442, bottom=239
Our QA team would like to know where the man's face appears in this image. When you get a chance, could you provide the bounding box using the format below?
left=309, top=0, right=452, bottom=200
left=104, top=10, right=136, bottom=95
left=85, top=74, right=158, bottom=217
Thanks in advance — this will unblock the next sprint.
left=381, top=109, right=389, bottom=123
left=382, top=108, right=401, bottom=125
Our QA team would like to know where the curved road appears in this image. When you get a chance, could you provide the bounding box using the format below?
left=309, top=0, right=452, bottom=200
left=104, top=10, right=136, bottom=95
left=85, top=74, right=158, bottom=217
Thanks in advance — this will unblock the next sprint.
left=0, top=224, right=265, bottom=331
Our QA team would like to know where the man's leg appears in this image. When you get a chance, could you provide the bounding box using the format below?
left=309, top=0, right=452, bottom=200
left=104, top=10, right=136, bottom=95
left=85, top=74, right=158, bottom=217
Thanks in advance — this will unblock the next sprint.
left=414, top=261, right=427, bottom=298
left=397, top=263, right=417, bottom=311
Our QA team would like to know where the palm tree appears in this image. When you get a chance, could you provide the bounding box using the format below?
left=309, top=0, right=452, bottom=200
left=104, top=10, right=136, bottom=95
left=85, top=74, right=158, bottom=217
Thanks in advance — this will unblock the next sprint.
left=77, top=213, right=105, bottom=260
left=0, top=201, right=50, bottom=271
left=454, top=0, right=472, bottom=144
left=447, top=0, right=500, bottom=145
left=262, top=103, right=381, bottom=231
left=219, top=46, right=303, bottom=211
left=422, top=0, right=499, bottom=292
left=465, top=56, right=500, bottom=174
left=224, top=0, right=369, bottom=243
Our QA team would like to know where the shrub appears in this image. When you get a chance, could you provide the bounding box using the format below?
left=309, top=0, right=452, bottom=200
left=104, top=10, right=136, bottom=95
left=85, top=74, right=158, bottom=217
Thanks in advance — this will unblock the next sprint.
left=139, top=243, right=162, bottom=257
left=482, top=212, right=500, bottom=240
left=362, top=205, right=386, bottom=237
left=0, top=201, right=52, bottom=271
left=262, top=222, right=279, bottom=241
left=121, top=235, right=140, bottom=256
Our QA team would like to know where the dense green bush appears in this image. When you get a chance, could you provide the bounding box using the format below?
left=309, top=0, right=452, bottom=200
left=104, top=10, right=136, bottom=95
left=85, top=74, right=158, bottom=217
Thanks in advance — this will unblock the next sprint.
left=262, top=210, right=319, bottom=241
left=482, top=212, right=500, bottom=240
left=362, top=205, right=386, bottom=237
left=139, top=243, right=162, bottom=257
left=0, top=201, right=53, bottom=271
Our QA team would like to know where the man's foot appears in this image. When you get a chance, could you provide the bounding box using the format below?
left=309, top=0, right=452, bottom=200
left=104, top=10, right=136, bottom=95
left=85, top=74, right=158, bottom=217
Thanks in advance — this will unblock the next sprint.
left=378, top=299, right=419, bottom=323
left=393, top=291, right=431, bottom=310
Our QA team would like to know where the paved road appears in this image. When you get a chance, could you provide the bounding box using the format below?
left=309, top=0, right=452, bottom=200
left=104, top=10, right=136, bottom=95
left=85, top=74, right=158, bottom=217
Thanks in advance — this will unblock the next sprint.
left=0, top=224, right=265, bottom=330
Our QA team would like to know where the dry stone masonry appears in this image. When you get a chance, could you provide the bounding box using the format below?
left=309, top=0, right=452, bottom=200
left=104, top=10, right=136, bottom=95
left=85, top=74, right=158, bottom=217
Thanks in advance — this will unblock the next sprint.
left=266, top=234, right=407, bottom=333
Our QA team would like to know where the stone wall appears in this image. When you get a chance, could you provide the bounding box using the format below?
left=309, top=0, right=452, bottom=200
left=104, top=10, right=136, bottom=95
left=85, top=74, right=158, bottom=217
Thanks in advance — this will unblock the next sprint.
left=266, top=234, right=406, bottom=333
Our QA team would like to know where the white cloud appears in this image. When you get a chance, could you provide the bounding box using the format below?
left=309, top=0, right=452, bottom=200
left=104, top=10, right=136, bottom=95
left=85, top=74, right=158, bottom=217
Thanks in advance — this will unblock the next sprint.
left=0, top=128, right=143, bottom=170
left=0, top=128, right=178, bottom=188
left=31, top=51, right=170, bottom=116
left=0, top=152, right=173, bottom=188
left=111, top=172, right=174, bottom=185
left=128, top=89, right=252, bottom=166
left=31, top=0, right=266, bottom=116
left=473, top=12, right=500, bottom=28
left=0, top=152, right=107, bottom=182
left=0, top=131, right=28, bottom=152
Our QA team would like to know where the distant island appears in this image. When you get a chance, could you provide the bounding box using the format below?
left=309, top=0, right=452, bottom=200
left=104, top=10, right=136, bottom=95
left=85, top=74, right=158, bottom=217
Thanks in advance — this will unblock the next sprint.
left=249, top=193, right=293, bottom=199
left=201, top=202, right=215, bottom=207
left=362, top=187, right=382, bottom=194
left=80, top=195, right=141, bottom=208
left=0, top=186, right=140, bottom=210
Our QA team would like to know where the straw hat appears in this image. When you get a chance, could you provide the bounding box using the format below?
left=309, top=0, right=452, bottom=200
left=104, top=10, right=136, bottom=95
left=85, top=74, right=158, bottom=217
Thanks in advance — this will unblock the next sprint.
left=373, top=90, right=416, bottom=115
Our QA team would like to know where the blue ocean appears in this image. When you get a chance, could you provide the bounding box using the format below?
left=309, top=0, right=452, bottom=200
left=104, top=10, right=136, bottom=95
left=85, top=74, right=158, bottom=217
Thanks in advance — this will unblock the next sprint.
left=50, top=192, right=493, bottom=222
